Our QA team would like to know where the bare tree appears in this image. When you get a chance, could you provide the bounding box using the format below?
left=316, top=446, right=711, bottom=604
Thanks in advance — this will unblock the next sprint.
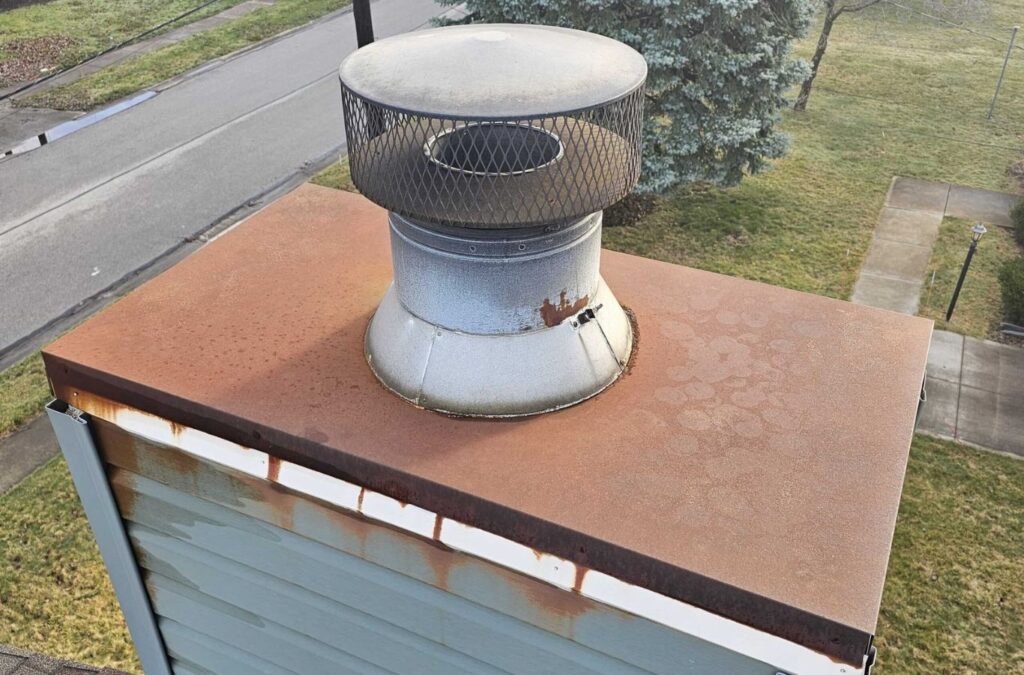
left=794, top=0, right=882, bottom=111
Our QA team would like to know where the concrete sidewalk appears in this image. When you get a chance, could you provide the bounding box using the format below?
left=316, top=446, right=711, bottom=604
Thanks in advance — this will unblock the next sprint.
left=0, top=0, right=278, bottom=102
left=919, top=330, right=1024, bottom=457
left=851, top=176, right=1023, bottom=457
left=850, top=176, right=1019, bottom=314
left=0, top=415, right=60, bottom=495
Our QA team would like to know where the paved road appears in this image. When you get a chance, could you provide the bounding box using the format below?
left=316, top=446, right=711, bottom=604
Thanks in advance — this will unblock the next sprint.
left=0, top=0, right=442, bottom=364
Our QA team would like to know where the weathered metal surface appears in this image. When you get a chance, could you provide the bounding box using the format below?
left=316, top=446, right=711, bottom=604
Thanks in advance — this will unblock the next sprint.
left=365, top=279, right=631, bottom=416
left=339, top=25, right=645, bottom=229
left=344, top=25, right=642, bottom=415
left=44, top=185, right=934, bottom=665
left=44, top=403, right=173, bottom=675
left=388, top=212, right=602, bottom=334
left=339, top=25, right=647, bottom=119
left=96, top=420, right=777, bottom=674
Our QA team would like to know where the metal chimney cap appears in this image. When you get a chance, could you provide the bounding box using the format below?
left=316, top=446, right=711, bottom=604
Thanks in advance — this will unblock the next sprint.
left=339, top=24, right=647, bottom=119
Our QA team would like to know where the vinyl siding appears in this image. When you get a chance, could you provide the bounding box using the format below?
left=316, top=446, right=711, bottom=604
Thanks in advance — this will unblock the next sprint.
left=92, top=418, right=774, bottom=675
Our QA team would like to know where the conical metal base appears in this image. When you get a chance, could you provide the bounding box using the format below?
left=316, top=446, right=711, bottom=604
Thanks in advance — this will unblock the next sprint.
left=365, top=279, right=632, bottom=417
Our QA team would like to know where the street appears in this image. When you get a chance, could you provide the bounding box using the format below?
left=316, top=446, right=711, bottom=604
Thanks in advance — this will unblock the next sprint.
left=0, top=0, right=441, bottom=365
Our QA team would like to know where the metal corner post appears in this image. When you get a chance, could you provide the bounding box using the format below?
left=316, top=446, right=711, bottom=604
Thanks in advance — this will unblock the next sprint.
left=46, top=400, right=172, bottom=675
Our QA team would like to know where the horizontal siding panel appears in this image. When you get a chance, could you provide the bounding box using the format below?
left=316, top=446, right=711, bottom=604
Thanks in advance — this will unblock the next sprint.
left=115, top=470, right=643, bottom=675
left=131, top=523, right=503, bottom=675
left=170, top=660, right=213, bottom=675
left=149, top=572, right=387, bottom=675
left=160, top=618, right=300, bottom=675
left=97, top=421, right=771, bottom=675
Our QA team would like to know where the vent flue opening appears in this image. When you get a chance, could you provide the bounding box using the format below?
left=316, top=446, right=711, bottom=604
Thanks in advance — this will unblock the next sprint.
left=425, top=122, right=564, bottom=177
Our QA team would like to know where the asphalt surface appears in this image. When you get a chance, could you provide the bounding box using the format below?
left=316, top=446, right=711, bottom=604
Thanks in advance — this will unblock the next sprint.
left=0, top=0, right=443, bottom=365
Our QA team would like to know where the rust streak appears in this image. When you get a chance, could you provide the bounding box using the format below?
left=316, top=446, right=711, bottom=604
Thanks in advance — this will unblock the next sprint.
left=168, top=420, right=186, bottom=441
left=432, top=514, right=443, bottom=541
left=267, top=456, right=282, bottom=482
left=573, top=565, right=588, bottom=594
left=540, top=291, right=588, bottom=327
left=357, top=487, right=366, bottom=512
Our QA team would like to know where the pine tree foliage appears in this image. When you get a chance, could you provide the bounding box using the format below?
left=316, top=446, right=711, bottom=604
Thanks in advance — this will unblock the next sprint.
left=439, top=0, right=813, bottom=192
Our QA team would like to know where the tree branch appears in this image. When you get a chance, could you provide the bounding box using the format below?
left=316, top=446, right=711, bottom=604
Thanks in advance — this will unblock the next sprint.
left=835, top=0, right=882, bottom=17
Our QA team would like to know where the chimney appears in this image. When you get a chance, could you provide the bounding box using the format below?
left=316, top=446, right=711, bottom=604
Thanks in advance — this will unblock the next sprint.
left=339, top=24, right=647, bottom=417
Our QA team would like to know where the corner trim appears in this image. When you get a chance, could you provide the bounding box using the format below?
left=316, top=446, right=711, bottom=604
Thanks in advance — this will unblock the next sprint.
left=46, top=400, right=172, bottom=675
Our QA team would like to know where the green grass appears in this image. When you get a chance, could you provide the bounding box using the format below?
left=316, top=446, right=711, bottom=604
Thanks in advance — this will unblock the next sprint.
left=0, top=353, right=52, bottom=439
left=0, top=0, right=242, bottom=87
left=0, top=457, right=139, bottom=672
left=919, top=217, right=1024, bottom=338
left=311, top=156, right=356, bottom=192
left=875, top=435, right=1024, bottom=674
left=602, top=1, right=1024, bottom=300
left=18, top=0, right=353, bottom=111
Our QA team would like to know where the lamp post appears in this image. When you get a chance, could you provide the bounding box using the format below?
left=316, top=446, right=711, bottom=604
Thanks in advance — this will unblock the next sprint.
left=945, top=222, right=987, bottom=322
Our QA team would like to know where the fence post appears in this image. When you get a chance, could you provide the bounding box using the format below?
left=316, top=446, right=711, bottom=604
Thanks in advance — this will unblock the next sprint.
left=988, top=25, right=1019, bottom=120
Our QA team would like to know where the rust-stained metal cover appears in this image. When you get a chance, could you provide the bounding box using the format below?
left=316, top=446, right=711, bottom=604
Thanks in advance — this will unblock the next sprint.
left=44, top=184, right=932, bottom=666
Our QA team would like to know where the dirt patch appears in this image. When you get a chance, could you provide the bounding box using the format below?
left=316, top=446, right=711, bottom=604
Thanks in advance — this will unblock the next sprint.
left=0, top=0, right=60, bottom=8
left=1007, top=158, right=1024, bottom=192
left=603, top=192, right=659, bottom=228
left=0, top=35, right=77, bottom=88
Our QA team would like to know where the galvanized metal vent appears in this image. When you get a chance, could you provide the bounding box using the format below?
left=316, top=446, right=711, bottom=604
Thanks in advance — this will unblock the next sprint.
left=339, top=24, right=647, bottom=417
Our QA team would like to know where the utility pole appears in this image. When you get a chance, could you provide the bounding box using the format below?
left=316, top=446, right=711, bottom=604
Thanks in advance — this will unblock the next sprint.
left=988, top=25, right=1018, bottom=120
left=354, top=0, right=375, bottom=48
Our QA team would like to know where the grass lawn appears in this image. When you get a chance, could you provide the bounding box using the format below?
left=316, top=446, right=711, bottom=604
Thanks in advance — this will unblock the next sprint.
left=919, top=217, right=1024, bottom=338
left=600, top=1, right=1024, bottom=301
left=310, top=155, right=355, bottom=192
left=0, top=457, right=139, bottom=673
left=875, top=435, right=1024, bottom=674
left=0, top=0, right=243, bottom=89
left=18, top=0, right=353, bottom=111
left=0, top=352, right=51, bottom=439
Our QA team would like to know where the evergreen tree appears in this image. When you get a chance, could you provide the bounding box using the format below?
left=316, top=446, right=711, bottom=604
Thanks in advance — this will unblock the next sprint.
left=440, top=0, right=813, bottom=192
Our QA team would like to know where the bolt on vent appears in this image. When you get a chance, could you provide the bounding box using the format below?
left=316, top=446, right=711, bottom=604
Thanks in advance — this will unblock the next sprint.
left=339, top=24, right=646, bottom=417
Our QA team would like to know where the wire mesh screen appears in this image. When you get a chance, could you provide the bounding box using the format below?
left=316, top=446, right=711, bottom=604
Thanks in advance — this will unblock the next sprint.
left=340, top=85, right=645, bottom=228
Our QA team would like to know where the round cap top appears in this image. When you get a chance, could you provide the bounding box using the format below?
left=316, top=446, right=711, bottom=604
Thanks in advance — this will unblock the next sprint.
left=339, top=24, right=647, bottom=119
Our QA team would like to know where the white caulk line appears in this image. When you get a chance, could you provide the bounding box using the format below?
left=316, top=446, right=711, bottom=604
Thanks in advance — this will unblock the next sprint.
left=73, top=392, right=863, bottom=675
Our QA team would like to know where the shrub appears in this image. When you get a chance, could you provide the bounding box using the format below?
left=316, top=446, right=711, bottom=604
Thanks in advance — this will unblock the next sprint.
left=1000, top=256, right=1024, bottom=324
left=1011, top=198, right=1024, bottom=247
left=440, top=0, right=813, bottom=193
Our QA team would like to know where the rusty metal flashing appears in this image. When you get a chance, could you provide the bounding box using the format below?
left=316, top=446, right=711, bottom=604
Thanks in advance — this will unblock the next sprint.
left=43, top=185, right=933, bottom=668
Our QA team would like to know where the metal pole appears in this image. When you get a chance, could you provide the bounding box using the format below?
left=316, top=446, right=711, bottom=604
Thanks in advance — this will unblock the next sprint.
left=988, top=25, right=1018, bottom=120
left=354, top=0, right=375, bottom=48
left=946, top=235, right=983, bottom=322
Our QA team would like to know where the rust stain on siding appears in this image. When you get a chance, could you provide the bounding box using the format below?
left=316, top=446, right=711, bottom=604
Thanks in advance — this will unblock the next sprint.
left=267, top=456, right=282, bottom=482
left=572, top=566, right=588, bottom=594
